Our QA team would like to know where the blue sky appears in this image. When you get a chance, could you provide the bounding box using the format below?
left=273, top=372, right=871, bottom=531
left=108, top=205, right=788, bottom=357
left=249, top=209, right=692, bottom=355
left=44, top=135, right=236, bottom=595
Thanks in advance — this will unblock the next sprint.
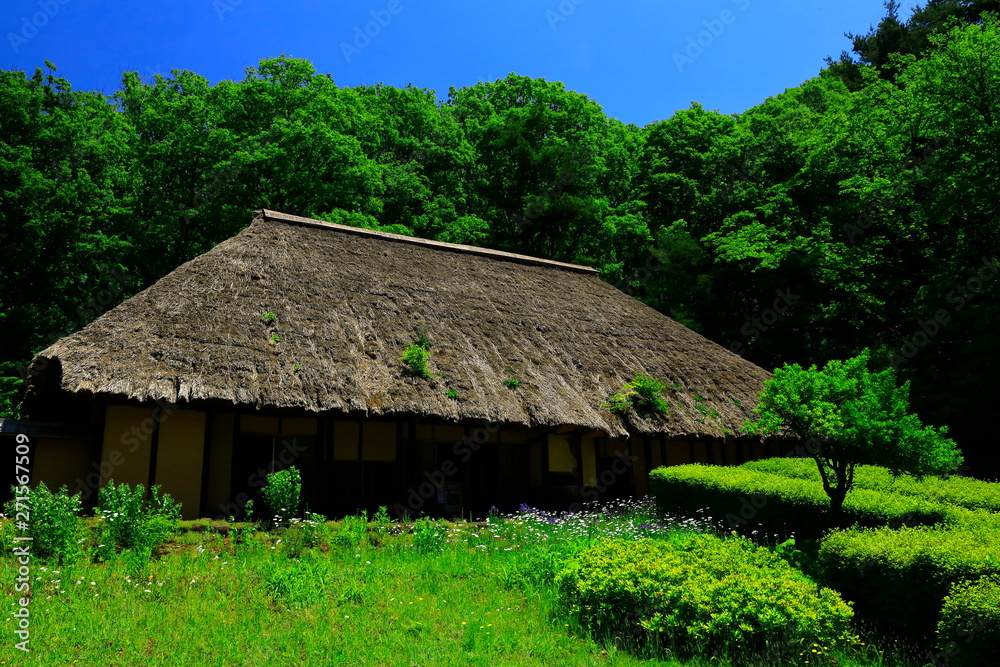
left=1, top=0, right=888, bottom=126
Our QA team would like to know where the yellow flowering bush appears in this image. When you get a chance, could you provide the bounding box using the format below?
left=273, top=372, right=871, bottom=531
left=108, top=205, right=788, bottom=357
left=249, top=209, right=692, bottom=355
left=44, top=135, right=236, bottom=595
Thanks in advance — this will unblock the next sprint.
left=935, top=575, right=1000, bottom=667
left=555, top=534, right=855, bottom=657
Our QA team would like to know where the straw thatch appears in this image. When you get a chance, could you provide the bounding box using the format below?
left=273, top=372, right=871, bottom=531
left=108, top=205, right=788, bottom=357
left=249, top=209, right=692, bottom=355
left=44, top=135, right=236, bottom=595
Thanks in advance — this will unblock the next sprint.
left=25, top=210, right=773, bottom=438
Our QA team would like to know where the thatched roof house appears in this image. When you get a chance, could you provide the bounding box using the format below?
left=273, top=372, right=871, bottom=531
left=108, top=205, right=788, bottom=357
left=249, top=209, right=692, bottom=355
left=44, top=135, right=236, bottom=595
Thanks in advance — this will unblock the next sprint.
left=19, top=210, right=780, bottom=519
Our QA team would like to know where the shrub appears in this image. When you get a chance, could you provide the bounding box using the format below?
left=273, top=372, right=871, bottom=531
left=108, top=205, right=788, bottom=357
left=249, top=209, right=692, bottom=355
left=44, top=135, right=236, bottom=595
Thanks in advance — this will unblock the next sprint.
left=934, top=575, right=1000, bottom=667
left=649, top=464, right=950, bottom=539
left=261, top=466, right=302, bottom=525
left=744, top=457, right=1000, bottom=513
left=412, top=517, right=446, bottom=553
left=604, top=374, right=670, bottom=415
left=818, top=522, right=1000, bottom=632
left=399, top=342, right=431, bottom=378
left=4, top=482, right=82, bottom=563
left=97, top=481, right=181, bottom=556
left=556, top=535, right=856, bottom=658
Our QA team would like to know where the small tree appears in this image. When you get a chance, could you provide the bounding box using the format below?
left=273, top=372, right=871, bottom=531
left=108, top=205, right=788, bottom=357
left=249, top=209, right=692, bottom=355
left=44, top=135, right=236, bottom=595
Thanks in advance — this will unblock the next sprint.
left=746, top=350, right=962, bottom=515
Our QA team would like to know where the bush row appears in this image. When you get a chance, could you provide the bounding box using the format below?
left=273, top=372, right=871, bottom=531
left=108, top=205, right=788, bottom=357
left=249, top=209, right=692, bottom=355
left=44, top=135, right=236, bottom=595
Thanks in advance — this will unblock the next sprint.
left=648, top=464, right=952, bottom=538
left=742, top=457, right=1000, bottom=513
left=818, top=519, right=1000, bottom=634
left=555, top=534, right=856, bottom=660
left=934, top=575, right=1000, bottom=667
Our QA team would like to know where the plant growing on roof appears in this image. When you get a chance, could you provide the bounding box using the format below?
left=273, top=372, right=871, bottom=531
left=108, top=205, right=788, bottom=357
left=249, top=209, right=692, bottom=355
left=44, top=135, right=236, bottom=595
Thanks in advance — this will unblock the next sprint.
left=604, top=374, right=670, bottom=415
left=503, top=364, right=520, bottom=389
left=262, top=311, right=277, bottom=323
left=445, top=389, right=459, bottom=400
left=399, top=332, right=432, bottom=378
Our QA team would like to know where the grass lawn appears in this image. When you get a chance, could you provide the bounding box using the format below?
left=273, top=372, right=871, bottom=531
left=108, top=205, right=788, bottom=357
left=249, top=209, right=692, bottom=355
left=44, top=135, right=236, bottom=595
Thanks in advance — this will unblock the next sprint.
left=1, top=501, right=927, bottom=666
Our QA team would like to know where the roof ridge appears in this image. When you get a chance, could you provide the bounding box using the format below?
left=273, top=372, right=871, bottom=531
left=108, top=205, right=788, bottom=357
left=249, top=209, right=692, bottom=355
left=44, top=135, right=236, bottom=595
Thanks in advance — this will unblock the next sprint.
left=257, top=209, right=600, bottom=275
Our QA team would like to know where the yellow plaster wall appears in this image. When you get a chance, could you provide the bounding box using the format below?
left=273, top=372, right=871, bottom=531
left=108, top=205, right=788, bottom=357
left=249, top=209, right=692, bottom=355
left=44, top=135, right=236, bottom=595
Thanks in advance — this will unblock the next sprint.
left=32, top=438, right=90, bottom=492
left=362, top=422, right=396, bottom=462
left=333, top=421, right=360, bottom=461
left=501, top=430, right=528, bottom=445
left=547, top=435, right=576, bottom=473
left=282, top=417, right=317, bottom=436
left=102, top=406, right=153, bottom=487
left=435, top=425, right=465, bottom=443
left=155, top=410, right=206, bottom=520
left=241, top=415, right=279, bottom=434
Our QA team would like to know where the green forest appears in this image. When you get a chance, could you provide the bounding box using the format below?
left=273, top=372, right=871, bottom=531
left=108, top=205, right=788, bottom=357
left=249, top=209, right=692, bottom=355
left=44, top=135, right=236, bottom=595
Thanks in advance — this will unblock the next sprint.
left=2, top=1, right=998, bottom=477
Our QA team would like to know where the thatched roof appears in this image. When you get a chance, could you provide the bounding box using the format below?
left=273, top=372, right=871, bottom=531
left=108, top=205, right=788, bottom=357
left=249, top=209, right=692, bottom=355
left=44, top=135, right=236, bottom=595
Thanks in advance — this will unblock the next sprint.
left=25, top=210, right=773, bottom=438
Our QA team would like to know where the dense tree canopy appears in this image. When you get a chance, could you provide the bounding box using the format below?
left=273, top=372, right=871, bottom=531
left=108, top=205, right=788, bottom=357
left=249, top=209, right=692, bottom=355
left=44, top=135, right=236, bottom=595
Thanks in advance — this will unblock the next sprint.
left=1, top=7, right=998, bottom=477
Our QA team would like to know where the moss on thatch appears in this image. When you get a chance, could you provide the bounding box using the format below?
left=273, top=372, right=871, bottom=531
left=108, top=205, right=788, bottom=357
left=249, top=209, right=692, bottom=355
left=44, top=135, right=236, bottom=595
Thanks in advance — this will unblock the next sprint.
left=24, top=210, right=772, bottom=438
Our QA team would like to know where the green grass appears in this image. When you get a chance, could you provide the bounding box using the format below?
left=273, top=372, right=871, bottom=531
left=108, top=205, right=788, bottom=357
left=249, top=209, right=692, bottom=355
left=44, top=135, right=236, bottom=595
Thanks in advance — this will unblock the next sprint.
left=0, top=501, right=928, bottom=666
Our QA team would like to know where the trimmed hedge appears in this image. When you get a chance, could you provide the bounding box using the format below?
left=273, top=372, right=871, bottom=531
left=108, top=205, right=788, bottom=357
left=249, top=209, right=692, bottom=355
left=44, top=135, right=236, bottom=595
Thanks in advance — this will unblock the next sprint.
left=555, top=535, right=855, bottom=658
left=934, top=575, right=1000, bottom=667
left=649, top=464, right=951, bottom=538
left=818, top=521, right=1000, bottom=632
left=743, top=457, right=1000, bottom=513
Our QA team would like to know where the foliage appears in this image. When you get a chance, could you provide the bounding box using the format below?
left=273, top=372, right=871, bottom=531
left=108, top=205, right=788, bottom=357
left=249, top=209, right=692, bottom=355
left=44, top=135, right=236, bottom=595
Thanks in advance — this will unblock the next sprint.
left=333, top=513, right=370, bottom=550
left=412, top=517, right=447, bottom=553
left=744, top=457, right=1000, bottom=513
left=399, top=341, right=431, bottom=378
left=936, top=574, right=1000, bottom=667
left=4, top=482, right=82, bottom=563
left=278, top=513, right=328, bottom=559
left=746, top=350, right=963, bottom=513
left=555, top=536, right=856, bottom=658
left=261, top=311, right=276, bottom=322
left=649, top=464, right=952, bottom=539
left=261, top=466, right=302, bottom=525
left=819, top=520, right=1000, bottom=632
left=503, top=378, right=520, bottom=389
left=604, top=374, right=670, bottom=415
left=97, top=481, right=181, bottom=557
left=445, top=389, right=459, bottom=400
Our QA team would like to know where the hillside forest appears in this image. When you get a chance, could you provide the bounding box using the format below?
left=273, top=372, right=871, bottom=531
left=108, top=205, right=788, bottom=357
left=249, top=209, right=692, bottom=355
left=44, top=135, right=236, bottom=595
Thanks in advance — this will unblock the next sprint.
left=1, top=1, right=998, bottom=477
